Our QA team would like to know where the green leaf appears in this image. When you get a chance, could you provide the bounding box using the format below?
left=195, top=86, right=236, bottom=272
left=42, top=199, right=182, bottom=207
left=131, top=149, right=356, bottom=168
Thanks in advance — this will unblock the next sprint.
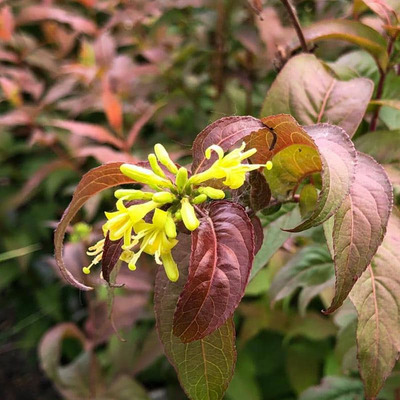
left=289, top=124, right=357, bottom=232
left=250, top=207, right=301, bottom=280
left=355, top=130, right=400, bottom=163
left=154, top=234, right=236, bottom=400
left=299, top=184, right=319, bottom=219
left=350, top=210, right=400, bottom=398
left=380, top=72, right=400, bottom=130
left=325, top=152, right=393, bottom=313
left=261, top=54, right=373, bottom=137
left=269, top=245, right=334, bottom=315
left=328, top=50, right=379, bottom=83
left=299, top=376, right=364, bottom=400
left=290, top=20, right=388, bottom=70
left=54, top=163, right=133, bottom=290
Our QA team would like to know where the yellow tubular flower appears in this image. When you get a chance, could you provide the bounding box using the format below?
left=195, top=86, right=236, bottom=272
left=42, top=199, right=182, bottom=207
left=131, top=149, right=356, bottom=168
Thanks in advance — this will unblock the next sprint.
left=152, top=191, right=175, bottom=203
left=120, top=164, right=173, bottom=188
left=175, top=167, right=188, bottom=193
left=148, top=153, right=166, bottom=178
left=181, top=198, right=200, bottom=231
left=192, top=194, right=207, bottom=204
left=114, top=189, right=153, bottom=201
left=103, top=199, right=159, bottom=248
left=189, top=142, right=263, bottom=189
left=83, top=239, right=105, bottom=274
left=154, top=144, right=178, bottom=174
left=198, top=186, right=225, bottom=199
left=127, top=209, right=179, bottom=281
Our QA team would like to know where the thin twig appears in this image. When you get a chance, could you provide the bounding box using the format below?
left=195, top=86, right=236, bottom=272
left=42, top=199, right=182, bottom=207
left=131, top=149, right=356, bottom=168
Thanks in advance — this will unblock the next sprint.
left=370, top=35, right=396, bottom=131
left=280, top=0, right=309, bottom=53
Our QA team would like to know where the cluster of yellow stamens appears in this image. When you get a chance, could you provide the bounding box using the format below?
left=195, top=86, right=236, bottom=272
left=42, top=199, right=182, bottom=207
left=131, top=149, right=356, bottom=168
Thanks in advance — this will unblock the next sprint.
left=83, top=142, right=272, bottom=282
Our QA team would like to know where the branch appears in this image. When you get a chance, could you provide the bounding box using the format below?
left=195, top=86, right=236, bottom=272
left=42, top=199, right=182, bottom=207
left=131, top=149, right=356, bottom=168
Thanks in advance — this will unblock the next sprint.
left=280, top=0, right=309, bottom=53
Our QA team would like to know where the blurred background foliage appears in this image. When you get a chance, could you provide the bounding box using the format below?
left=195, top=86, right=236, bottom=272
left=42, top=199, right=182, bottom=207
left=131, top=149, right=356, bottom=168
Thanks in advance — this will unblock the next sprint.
left=1, top=0, right=399, bottom=399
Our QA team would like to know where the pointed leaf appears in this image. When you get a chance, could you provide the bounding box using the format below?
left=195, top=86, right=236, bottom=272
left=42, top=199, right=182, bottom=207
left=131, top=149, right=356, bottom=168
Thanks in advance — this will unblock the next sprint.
left=325, top=152, right=393, bottom=313
left=355, top=130, right=400, bottom=163
left=269, top=245, right=334, bottom=314
left=260, top=54, right=373, bottom=137
left=289, top=20, right=388, bottom=70
left=191, top=116, right=266, bottom=174
left=173, top=201, right=254, bottom=342
left=350, top=211, right=400, bottom=398
left=299, top=376, right=364, bottom=400
left=154, top=234, right=236, bottom=400
left=54, top=163, right=133, bottom=290
left=101, top=234, right=123, bottom=285
left=49, top=120, right=125, bottom=149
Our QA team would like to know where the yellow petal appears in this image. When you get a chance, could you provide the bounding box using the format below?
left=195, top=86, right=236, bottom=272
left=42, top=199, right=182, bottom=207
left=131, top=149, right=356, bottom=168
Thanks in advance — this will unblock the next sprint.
left=161, top=252, right=179, bottom=282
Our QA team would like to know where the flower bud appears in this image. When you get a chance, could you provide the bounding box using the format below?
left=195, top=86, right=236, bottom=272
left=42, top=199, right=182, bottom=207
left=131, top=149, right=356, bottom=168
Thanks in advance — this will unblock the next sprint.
left=198, top=186, right=225, bottom=199
left=161, top=252, right=179, bottom=282
left=114, top=189, right=154, bottom=200
left=175, top=167, right=188, bottom=192
left=181, top=198, right=200, bottom=231
left=192, top=194, right=207, bottom=204
left=120, top=164, right=173, bottom=188
left=152, top=191, right=175, bottom=203
left=174, top=210, right=182, bottom=221
left=148, top=153, right=166, bottom=178
left=165, top=213, right=177, bottom=239
left=154, top=143, right=178, bottom=174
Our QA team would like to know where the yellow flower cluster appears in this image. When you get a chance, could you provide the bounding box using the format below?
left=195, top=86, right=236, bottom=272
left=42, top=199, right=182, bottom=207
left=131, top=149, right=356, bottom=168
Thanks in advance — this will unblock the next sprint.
left=83, top=142, right=272, bottom=281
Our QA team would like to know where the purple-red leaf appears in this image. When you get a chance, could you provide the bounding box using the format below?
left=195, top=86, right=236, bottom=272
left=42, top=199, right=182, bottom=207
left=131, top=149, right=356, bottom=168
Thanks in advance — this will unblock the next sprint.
left=191, top=116, right=266, bottom=174
left=249, top=170, right=271, bottom=213
left=54, top=163, right=134, bottom=291
left=173, top=201, right=255, bottom=342
left=101, top=234, right=123, bottom=285
left=154, top=234, right=236, bottom=400
left=325, top=152, right=392, bottom=313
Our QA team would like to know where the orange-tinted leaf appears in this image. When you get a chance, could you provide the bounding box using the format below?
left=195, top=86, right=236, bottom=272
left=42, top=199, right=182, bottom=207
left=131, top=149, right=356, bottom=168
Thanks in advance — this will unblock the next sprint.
left=54, top=163, right=134, bottom=291
left=102, top=80, right=123, bottom=133
left=0, top=6, right=15, bottom=41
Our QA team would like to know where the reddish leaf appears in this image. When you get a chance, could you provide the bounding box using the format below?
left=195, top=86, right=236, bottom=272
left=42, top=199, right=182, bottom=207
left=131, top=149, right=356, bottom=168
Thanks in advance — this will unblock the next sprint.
left=288, top=124, right=357, bottom=231
left=94, top=33, right=116, bottom=68
left=173, top=201, right=255, bottom=342
left=350, top=210, right=400, bottom=398
left=54, top=163, right=134, bottom=291
left=17, top=6, right=97, bottom=35
left=6, top=160, right=75, bottom=210
left=250, top=214, right=264, bottom=254
left=324, top=152, right=392, bottom=313
left=249, top=169, right=271, bottom=213
left=191, top=116, right=266, bottom=174
left=101, top=234, right=123, bottom=285
left=49, top=120, right=125, bottom=149
left=155, top=234, right=236, bottom=400
left=77, top=146, right=137, bottom=164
